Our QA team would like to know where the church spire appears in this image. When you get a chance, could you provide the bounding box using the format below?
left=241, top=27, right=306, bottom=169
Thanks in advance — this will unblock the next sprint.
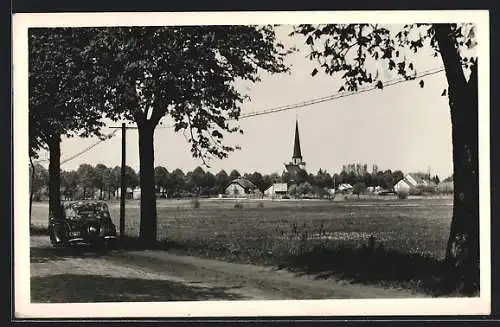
left=284, top=119, right=306, bottom=176
left=293, top=119, right=302, bottom=160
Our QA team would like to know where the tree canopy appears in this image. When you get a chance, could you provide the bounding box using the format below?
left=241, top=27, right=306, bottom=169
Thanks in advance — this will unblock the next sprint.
left=292, top=24, right=477, bottom=92
left=89, top=25, right=291, bottom=162
left=29, top=28, right=110, bottom=156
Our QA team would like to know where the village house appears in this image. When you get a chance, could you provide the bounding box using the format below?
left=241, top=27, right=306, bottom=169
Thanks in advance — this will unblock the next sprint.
left=114, top=187, right=138, bottom=200
left=394, top=172, right=438, bottom=194
left=404, top=173, right=430, bottom=188
left=264, top=183, right=288, bottom=198
left=337, top=183, right=353, bottom=193
left=394, top=179, right=411, bottom=193
left=225, top=178, right=261, bottom=198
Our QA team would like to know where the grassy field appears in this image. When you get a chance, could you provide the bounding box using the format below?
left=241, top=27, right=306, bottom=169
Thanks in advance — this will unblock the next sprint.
left=31, top=198, right=452, bottom=259
left=31, top=197, right=459, bottom=295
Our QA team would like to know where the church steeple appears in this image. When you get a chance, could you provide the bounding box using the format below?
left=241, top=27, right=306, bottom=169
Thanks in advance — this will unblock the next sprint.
left=284, top=119, right=306, bottom=180
left=292, top=119, right=302, bottom=161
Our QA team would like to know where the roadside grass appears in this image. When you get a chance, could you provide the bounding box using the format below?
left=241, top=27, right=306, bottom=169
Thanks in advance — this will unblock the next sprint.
left=29, top=198, right=464, bottom=295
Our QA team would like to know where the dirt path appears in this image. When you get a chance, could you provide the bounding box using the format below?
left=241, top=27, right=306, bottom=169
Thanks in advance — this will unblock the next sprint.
left=30, top=236, right=427, bottom=302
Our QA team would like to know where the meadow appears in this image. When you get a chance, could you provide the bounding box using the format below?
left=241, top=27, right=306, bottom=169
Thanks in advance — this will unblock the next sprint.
left=31, top=198, right=452, bottom=258
left=31, top=197, right=458, bottom=294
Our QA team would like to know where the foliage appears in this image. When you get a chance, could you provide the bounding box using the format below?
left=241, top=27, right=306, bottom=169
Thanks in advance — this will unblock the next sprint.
left=215, top=170, right=230, bottom=194
left=352, top=182, right=367, bottom=196
left=83, top=25, right=291, bottom=243
left=397, top=191, right=409, bottom=200
left=58, top=164, right=140, bottom=200
left=56, top=162, right=443, bottom=200
left=229, top=169, right=241, bottom=180
left=291, top=23, right=476, bottom=92
left=29, top=28, right=111, bottom=156
left=89, top=25, right=290, bottom=163
left=29, top=163, right=49, bottom=201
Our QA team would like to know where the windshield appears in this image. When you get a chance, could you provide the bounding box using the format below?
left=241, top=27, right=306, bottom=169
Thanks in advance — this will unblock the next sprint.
left=63, top=202, right=110, bottom=220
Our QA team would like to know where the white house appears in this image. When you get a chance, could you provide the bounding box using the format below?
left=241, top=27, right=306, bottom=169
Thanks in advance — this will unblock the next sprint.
left=264, top=183, right=288, bottom=198
left=394, top=179, right=411, bottom=193
left=132, top=187, right=141, bottom=200
left=115, top=187, right=134, bottom=199
left=337, top=183, right=353, bottom=192
left=225, top=178, right=261, bottom=197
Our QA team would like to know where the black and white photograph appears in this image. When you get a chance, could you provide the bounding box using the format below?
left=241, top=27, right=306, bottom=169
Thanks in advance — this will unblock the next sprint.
left=13, top=10, right=490, bottom=318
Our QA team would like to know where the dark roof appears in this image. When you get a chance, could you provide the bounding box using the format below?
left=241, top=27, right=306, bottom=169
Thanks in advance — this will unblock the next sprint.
left=227, top=178, right=258, bottom=190
left=293, top=120, right=302, bottom=159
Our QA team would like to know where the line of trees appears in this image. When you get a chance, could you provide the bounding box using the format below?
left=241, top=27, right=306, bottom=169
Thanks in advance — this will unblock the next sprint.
left=30, top=161, right=446, bottom=201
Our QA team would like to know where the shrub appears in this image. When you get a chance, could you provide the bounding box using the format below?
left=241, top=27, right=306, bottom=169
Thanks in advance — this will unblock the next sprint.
left=190, top=198, right=200, bottom=209
left=397, top=191, right=409, bottom=200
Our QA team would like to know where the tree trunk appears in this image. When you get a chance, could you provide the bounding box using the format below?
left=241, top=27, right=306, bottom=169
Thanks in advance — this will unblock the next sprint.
left=29, top=156, right=35, bottom=225
left=138, top=122, right=157, bottom=247
left=47, top=134, right=62, bottom=221
left=435, top=24, right=479, bottom=294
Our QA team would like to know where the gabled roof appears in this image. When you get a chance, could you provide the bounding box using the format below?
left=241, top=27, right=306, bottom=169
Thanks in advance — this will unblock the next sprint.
left=406, top=173, right=428, bottom=186
left=265, top=183, right=287, bottom=193
left=337, top=183, right=353, bottom=190
left=227, top=178, right=258, bottom=190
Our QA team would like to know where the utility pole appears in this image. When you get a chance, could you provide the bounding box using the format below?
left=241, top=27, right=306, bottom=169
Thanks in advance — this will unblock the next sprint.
left=110, top=123, right=139, bottom=243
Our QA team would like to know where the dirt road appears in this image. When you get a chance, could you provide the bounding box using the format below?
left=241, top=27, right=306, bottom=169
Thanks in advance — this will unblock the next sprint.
left=30, top=236, right=427, bottom=302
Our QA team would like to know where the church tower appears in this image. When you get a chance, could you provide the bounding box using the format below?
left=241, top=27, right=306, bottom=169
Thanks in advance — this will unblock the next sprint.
left=284, top=119, right=306, bottom=177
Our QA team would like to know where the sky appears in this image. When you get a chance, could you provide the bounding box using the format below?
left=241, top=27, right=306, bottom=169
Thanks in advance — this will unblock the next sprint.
left=37, top=25, right=455, bottom=179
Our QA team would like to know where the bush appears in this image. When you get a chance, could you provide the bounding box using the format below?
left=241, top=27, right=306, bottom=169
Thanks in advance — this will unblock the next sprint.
left=190, top=198, right=200, bottom=209
left=397, top=191, right=409, bottom=200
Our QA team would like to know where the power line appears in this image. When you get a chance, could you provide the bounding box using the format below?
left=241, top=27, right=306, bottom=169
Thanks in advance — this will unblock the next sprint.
left=59, top=129, right=119, bottom=165
left=35, top=66, right=445, bottom=165
left=156, top=66, right=445, bottom=128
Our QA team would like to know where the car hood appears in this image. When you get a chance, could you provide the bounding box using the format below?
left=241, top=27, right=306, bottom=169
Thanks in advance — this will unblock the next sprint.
left=66, top=218, right=103, bottom=226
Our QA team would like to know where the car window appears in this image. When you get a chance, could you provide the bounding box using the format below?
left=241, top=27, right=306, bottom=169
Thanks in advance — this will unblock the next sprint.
left=63, top=202, right=110, bottom=220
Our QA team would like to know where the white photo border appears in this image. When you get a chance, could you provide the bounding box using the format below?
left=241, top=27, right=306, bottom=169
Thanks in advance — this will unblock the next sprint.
left=13, top=10, right=491, bottom=318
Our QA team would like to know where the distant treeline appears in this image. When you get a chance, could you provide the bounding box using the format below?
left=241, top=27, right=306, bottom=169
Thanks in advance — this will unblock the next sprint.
left=29, top=162, right=447, bottom=200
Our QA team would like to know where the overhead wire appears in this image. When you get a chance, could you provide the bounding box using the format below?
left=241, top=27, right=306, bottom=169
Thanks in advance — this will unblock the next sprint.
left=156, top=66, right=446, bottom=128
left=36, top=66, right=446, bottom=165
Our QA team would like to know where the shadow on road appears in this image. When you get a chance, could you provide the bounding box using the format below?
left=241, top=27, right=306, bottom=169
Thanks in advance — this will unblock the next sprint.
left=30, top=246, right=108, bottom=263
left=31, top=274, right=246, bottom=302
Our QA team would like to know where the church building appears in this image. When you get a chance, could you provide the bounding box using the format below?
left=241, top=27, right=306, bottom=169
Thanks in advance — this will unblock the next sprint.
left=284, top=119, right=306, bottom=181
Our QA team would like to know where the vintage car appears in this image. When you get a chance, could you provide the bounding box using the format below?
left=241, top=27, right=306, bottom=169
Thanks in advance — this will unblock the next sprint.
left=48, top=200, right=117, bottom=251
